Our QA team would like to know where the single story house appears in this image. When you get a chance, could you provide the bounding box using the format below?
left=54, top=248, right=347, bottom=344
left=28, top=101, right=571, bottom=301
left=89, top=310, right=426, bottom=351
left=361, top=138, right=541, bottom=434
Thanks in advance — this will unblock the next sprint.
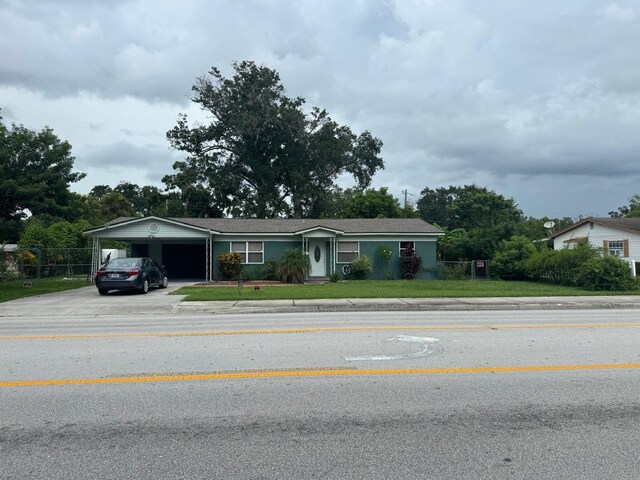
left=85, top=216, right=444, bottom=281
left=550, top=216, right=640, bottom=275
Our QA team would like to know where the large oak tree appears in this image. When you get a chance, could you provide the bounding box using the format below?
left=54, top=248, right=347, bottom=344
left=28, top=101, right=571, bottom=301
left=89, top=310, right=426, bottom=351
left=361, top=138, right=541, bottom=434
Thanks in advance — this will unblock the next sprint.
left=164, top=61, right=384, bottom=218
left=0, top=114, right=85, bottom=242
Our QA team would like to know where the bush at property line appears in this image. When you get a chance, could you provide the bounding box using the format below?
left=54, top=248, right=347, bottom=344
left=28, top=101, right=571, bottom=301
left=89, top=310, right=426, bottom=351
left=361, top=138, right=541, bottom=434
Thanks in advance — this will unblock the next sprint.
left=277, top=249, right=310, bottom=284
left=525, top=243, right=599, bottom=285
left=218, top=251, right=243, bottom=280
left=491, top=236, right=537, bottom=280
left=350, top=255, right=374, bottom=279
left=440, top=262, right=467, bottom=280
left=400, top=247, right=423, bottom=280
left=575, top=256, right=636, bottom=291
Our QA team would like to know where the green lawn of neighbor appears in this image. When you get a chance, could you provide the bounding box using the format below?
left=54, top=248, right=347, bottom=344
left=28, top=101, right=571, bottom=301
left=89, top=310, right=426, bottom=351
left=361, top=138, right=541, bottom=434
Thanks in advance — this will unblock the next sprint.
left=173, top=280, right=636, bottom=302
left=0, top=277, right=91, bottom=303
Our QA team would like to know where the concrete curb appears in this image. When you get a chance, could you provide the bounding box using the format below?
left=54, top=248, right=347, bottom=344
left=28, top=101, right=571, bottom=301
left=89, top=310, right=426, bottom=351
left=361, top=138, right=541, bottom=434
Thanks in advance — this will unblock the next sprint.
left=173, top=301, right=640, bottom=316
left=3, top=288, right=640, bottom=317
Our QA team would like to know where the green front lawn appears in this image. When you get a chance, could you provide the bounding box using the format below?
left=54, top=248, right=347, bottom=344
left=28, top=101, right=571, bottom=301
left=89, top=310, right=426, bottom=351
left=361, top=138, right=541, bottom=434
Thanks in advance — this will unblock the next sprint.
left=0, top=277, right=91, bottom=303
left=174, top=280, right=635, bottom=302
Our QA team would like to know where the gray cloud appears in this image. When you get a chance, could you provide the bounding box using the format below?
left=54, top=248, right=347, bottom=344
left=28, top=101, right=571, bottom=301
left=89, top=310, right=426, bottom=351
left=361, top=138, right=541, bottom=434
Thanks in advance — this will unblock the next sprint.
left=2, top=0, right=639, bottom=218
left=76, top=140, right=179, bottom=185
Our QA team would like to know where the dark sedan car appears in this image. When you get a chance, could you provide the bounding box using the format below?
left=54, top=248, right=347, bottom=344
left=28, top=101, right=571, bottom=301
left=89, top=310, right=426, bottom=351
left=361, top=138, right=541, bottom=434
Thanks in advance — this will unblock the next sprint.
left=95, top=257, right=168, bottom=295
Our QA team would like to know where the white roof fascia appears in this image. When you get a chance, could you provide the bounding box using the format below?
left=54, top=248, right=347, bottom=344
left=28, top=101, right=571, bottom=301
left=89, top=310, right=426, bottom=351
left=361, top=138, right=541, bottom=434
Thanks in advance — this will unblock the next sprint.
left=340, top=232, right=445, bottom=237
left=294, top=226, right=345, bottom=235
left=85, top=216, right=219, bottom=235
left=215, top=232, right=299, bottom=237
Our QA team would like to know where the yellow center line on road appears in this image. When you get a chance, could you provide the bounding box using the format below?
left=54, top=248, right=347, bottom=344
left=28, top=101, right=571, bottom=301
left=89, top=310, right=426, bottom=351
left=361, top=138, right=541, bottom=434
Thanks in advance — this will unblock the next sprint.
left=2, top=323, right=640, bottom=341
left=3, top=363, right=640, bottom=388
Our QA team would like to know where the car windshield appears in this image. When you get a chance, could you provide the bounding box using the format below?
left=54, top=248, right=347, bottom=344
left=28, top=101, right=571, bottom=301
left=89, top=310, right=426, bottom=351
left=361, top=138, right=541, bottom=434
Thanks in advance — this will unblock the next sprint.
left=107, top=258, right=141, bottom=268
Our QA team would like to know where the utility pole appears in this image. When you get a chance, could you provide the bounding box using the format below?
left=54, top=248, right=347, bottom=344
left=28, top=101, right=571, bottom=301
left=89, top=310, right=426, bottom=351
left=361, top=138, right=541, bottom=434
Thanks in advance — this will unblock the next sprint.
left=402, top=190, right=413, bottom=217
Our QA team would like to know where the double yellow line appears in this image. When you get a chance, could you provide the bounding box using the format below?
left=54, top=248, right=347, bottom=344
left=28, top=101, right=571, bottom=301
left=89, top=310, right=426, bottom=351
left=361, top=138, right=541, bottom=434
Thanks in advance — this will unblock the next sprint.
left=2, top=322, right=640, bottom=341
left=4, top=322, right=640, bottom=387
left=3, top=363, right=640, bottom=388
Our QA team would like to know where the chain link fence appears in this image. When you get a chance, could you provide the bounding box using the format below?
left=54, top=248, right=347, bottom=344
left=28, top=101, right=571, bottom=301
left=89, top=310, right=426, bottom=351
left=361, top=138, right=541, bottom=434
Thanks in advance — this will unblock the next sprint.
left=435, top=260, right=491, bottom=280
left=1, top=248, right=94, bottom=280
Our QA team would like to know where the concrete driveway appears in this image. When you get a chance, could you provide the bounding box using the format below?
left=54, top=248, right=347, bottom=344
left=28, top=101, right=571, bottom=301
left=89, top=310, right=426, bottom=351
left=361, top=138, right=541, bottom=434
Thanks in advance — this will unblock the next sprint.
left=0, top=282, right=191, bottom=318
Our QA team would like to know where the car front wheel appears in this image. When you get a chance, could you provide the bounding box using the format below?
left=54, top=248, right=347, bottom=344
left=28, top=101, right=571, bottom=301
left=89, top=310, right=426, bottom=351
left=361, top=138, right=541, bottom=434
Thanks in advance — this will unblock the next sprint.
left=140, top=278, right=149, bottom=294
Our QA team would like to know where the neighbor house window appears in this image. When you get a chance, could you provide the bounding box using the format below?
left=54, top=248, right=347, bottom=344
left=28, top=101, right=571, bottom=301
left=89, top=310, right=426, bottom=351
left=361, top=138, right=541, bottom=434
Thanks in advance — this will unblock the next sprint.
left=337, top=242, right=359, bottom=263
left=231, top=241, right=264, bottom=264
left=399, top=241, right=415, bottom=257
left=607, top=240, right=624, bottom=257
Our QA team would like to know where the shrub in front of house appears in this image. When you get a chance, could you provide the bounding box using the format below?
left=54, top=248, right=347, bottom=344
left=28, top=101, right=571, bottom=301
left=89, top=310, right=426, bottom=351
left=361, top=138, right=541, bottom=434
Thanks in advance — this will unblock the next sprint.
left=491, top=236, right=537, bottom=280
left=277, top=249, right=310, bottom=284
left=250, top=259, right=280, bottom=281
left=15, top=250, right=38, bottom=278
left=350, top=255, right=374, bottom=279
left=376, top=245, right=393, bottom=279
left=400, top=247, right=423, bottom=280
left=218, top=251, right=243, bottom=280
left=525, top=243, right=599, bottom=285
left=575, top=256, right=635, bottom=291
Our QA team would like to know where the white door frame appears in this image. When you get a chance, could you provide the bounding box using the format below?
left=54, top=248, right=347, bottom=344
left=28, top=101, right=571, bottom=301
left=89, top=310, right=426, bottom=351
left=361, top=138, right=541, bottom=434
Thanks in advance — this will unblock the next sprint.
left=308, top=239, right=326, bottom=277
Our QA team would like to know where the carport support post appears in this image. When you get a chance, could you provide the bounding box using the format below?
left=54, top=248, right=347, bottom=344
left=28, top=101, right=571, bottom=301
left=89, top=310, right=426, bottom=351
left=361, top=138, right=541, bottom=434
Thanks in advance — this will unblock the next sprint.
left=91, top=237, right=101, bottom=284
left=206, top=236, right=213, bottom=282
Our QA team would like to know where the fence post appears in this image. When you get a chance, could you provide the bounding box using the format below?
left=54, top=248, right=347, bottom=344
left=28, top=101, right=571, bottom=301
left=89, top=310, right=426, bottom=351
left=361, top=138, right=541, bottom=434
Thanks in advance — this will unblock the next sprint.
left=33, top=248, right=42, bottom=279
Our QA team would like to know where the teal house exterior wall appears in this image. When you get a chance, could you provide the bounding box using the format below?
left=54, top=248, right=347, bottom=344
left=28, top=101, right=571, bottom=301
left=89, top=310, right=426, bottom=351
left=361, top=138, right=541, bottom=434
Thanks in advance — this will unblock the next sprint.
left=213, top=238, right=438, bottom=280
left=355, top=240, right=438, bottom=280
left=213, top=239, right=300, bottom=278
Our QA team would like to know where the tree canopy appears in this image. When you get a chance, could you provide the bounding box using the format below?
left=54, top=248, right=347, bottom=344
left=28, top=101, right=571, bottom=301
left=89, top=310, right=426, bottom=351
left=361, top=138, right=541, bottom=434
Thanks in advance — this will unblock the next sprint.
left=417, top=185, right=523, bottom=260
left=164, top=61, right=384, bottom=218
left=609, top=195, right=640, bottom=218
left=0, top=114, right=86, bottom=242
left=341, top=187, right=403, bottom=218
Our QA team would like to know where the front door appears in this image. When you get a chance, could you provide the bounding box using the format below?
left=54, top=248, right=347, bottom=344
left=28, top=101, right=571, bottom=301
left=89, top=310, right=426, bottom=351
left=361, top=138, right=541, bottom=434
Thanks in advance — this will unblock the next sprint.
left=309, top=240, right=326, bottom=277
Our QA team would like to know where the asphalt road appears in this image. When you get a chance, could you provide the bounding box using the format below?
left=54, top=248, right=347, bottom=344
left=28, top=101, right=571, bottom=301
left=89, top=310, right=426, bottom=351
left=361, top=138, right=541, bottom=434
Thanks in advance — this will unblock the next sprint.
left=2, top=310, right=640, bottom=479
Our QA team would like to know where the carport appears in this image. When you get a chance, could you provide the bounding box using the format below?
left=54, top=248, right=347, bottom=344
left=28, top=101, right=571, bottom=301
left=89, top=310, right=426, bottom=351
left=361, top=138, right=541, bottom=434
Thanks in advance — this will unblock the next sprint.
left=85, top=217, right=218, bottom=282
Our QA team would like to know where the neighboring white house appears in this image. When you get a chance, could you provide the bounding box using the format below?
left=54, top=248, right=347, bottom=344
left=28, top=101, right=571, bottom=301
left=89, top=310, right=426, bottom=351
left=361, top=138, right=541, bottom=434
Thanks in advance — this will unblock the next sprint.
left=550, top=217, right=640, bottom=276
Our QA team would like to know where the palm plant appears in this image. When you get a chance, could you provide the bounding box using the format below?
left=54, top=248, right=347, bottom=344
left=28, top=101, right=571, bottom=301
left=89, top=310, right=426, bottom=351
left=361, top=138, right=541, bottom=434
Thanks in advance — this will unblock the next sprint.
left=277, top=249, right=311, bottom=284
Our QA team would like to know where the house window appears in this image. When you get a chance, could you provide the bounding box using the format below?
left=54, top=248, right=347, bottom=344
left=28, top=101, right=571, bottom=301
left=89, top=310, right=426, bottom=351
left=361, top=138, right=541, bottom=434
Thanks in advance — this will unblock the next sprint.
left=337, top=242, right=359, bottom=263
left=399, top=241, right=416, bottom=257
left=231, top=241, right=264, bottom=264
left=608, top=240, right=624, bottom=257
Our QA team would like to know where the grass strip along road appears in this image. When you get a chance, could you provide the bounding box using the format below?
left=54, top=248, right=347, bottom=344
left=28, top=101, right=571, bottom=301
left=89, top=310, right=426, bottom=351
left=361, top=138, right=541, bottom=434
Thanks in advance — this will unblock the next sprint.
left=2, top=278, right=638, bottom=303
left=175, top=280, right=637, bottom=301
left=0, top=277, right=89, bottom=303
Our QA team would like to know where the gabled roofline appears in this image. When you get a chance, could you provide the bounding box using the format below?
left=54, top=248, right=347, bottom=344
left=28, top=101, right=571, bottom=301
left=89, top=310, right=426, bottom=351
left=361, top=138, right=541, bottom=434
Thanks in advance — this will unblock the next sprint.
left=84, top=216, right=221, bottom=235
left=294, top=226, right=345, bottom=235
left=343, top=232, right=445, bottom=237
left=550, top=217, right=640, bottom=239
left=549, top=218, right=590, bottom=239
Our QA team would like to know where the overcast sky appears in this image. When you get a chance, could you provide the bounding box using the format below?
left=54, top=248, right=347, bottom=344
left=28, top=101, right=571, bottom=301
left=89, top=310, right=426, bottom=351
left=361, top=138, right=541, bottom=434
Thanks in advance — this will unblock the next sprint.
left=2, top=0, right=639, bottom=219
